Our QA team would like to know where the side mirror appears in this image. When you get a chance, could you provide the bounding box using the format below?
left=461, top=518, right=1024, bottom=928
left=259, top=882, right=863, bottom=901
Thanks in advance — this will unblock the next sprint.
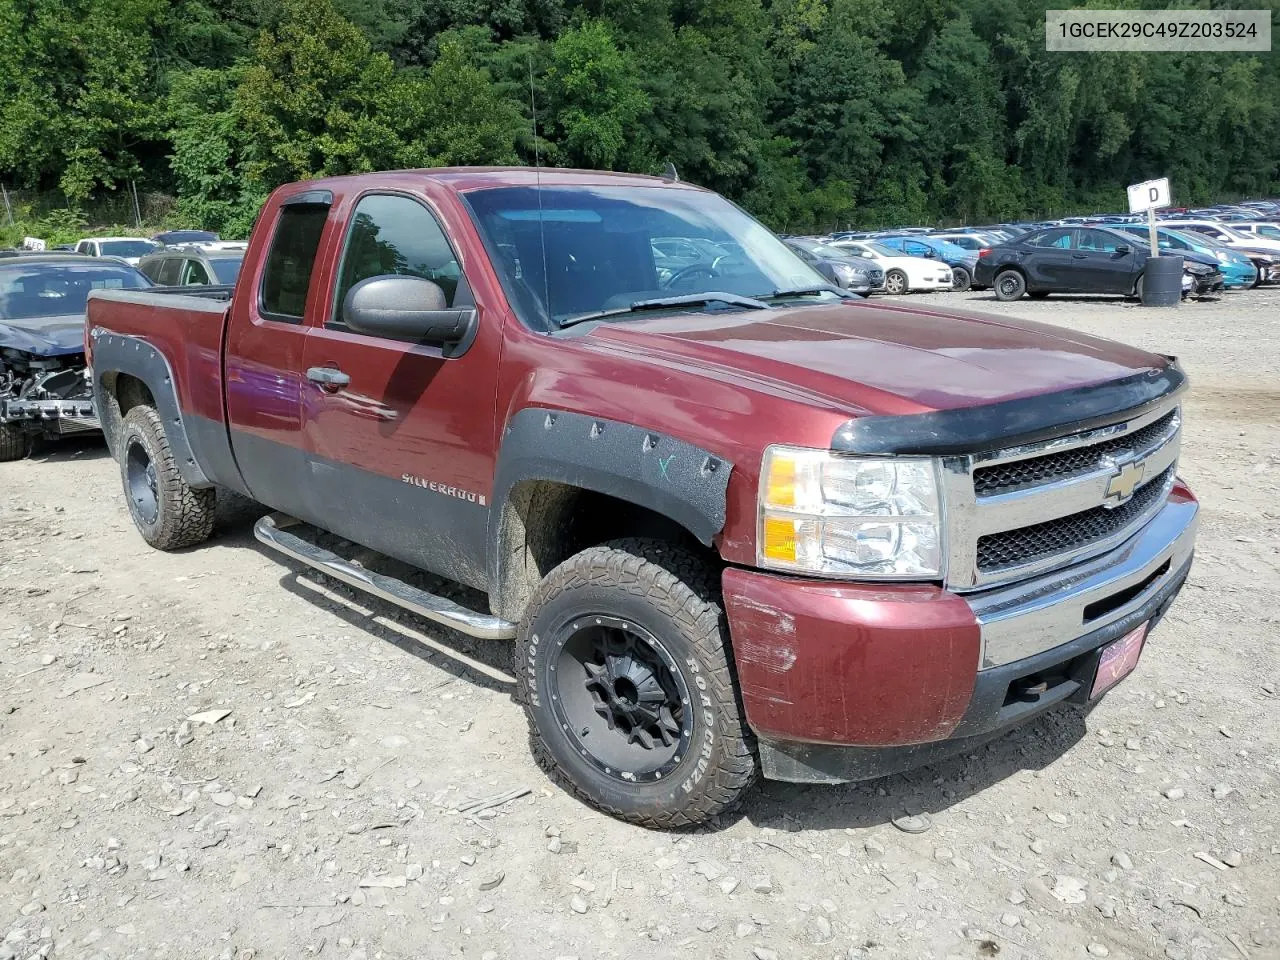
left=342, top=275, right=475, bottom=348
left=1114, top=244, right=1132, bottom=255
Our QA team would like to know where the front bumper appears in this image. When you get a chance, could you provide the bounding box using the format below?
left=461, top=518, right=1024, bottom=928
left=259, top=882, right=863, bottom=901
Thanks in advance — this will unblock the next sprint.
left=1, top=397, right=100, bottom=435
left=723, top=481, right=1199, bottom=783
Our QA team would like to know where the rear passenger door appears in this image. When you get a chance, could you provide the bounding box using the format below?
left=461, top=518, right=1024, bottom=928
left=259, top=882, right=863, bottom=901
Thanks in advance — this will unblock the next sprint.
left=223, top=194, right=332, bottom=518
left=1022, top=230, right=1073, bottom=287
left=298, top=192, right=501, bottom=590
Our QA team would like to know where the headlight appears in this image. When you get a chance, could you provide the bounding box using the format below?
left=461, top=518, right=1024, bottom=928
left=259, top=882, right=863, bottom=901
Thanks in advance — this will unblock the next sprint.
left=1215, top=251, right=1229, bottom=262
left=833, top=263, right=867, bottom=285
left=757, top=445, right=943, bottom=578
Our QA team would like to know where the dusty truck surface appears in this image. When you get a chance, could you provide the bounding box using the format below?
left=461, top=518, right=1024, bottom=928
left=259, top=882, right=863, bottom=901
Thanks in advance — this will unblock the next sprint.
left=85, top=168, right=1199, bottom=827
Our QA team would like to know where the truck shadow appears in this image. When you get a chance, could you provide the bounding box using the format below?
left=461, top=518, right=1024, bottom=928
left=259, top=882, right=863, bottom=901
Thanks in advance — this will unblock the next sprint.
left=733, top=707, right=1090, bottom=833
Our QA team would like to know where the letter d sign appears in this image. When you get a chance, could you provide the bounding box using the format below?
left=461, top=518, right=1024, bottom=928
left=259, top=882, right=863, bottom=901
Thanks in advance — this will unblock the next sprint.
left=1149, top=187, right=1159, bottom=203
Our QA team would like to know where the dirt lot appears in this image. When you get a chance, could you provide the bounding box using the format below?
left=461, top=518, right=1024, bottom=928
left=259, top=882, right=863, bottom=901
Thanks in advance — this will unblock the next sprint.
left=1, top=289, right=1277, bottom=960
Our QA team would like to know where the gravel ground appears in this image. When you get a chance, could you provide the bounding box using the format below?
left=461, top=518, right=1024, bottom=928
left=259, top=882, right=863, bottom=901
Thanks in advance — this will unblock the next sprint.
left=1, top=288, right=1277, bottom=960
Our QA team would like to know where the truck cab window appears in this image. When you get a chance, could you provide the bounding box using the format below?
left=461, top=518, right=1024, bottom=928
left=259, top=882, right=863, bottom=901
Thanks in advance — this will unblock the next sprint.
left=331, top=194, right=465, bottom=330
left=260, top=203, right=329, bottom=322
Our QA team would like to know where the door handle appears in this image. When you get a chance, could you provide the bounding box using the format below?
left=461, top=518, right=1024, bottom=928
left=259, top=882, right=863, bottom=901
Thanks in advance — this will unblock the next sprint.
left=1072, top=253, right=1089, bottom=259
left=306, top=366, right=350, bottom=389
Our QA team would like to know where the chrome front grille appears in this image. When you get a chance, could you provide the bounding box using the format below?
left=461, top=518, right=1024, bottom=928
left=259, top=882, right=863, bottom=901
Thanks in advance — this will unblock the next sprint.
left=976, top=465, right=1175, bottom=572
left=941, top=397, right=1182, bottom=590
left=973, top=410, right=1178, bottom=495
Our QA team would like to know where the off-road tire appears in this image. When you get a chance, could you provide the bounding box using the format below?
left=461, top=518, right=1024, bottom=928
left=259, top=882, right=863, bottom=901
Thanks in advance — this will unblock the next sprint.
left=516, top=538, right=758, bottom=828
left=0, top=422, right=28, bottom=462
left=119, top=405, right=215, bottom=550
left=884, top=269, right=908, bottom=295
left=950, top=266, right=972, bottom=292
left=994, top=269, right=1027, bottom=301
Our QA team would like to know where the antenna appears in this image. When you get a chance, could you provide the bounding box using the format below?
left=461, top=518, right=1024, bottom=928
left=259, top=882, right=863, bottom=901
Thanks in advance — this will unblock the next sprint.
left=529, top=55, right=551, bottom=327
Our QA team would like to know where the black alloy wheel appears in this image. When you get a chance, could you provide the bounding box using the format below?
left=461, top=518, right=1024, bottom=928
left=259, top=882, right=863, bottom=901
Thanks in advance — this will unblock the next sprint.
left=549, top=614, right=692, bottom=783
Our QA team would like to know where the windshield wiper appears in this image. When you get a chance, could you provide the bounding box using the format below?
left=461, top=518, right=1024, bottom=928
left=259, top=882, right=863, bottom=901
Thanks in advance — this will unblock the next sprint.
left=558, top=292, right=770, bottom=329
left=758, top=285, right=854, bottom=300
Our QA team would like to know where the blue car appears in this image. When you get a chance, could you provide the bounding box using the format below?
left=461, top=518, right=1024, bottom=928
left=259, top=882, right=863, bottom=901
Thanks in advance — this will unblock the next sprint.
left=876, top=235, right=979, bottom=291
left=1114, top=225, right=1258, bottom=289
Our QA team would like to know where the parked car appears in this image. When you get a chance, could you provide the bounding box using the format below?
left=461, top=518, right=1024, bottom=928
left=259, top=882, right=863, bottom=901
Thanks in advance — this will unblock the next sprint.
left=1112, top=225, right=1258, bottom=289
left=138, top=245, right=245, bottom=288
left=153, top=230, right=221, bottom=246
left=875, top=235, right=979, bottom=291
left=73, top=236, right=160, bottom=266
left=0, top=254, right=150, bottom=459
left=783, top=238, right=883, bottom=294
left=929, top=231, right=1006, bottom=252
left=974, top=225, right=1220, bottom=301
left=1163, top=220, right=1280, bottom=256
left=1228, top=221, right=1280, bottom=243
left=85, top=167, right=1198, bottom=827
left=828, top=239, right=952, bottom=294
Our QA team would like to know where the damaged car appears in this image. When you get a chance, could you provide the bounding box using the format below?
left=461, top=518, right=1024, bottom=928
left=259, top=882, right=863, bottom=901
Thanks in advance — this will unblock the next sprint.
left=1, top=254, right=150, bottom=460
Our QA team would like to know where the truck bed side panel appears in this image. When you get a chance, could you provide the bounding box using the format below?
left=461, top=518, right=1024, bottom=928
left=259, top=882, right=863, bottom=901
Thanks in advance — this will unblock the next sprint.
left=86, top=290, right=247, bottom=492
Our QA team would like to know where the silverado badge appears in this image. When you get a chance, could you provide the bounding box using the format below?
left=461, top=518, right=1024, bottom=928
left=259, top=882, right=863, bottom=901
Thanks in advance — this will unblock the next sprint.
left=1103, top=459, right=1146, bottom=507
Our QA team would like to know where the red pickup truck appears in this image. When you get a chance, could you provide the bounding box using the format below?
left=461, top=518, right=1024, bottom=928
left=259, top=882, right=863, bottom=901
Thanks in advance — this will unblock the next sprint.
left=86, top=169, right=1199, bottom=827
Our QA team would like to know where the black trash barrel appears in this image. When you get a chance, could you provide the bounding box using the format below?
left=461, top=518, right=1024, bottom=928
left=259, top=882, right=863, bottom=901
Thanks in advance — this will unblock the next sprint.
left=1141, top=254, right=1184, bottom=307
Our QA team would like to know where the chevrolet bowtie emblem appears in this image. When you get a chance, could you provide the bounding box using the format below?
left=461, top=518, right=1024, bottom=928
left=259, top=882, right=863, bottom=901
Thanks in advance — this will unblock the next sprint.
left=1104, top=459, right=1146, bottom=506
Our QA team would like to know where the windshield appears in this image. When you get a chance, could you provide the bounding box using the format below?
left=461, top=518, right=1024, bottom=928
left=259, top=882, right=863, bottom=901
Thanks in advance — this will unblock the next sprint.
left=99, top=240, right=158, bottom=258
left=937, top=235, right=984, bottom=250
left=843, top=241, right=898, bottom=258
left=0, top=262, right=149, bottom=320
left=209, top=257, right=243, bottom=284
left=464, top=185, right=825, bottom=328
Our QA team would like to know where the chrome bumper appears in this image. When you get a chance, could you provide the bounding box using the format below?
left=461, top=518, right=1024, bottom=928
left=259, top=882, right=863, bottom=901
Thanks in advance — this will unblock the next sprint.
left=967, top=492, right=1199, bottom=669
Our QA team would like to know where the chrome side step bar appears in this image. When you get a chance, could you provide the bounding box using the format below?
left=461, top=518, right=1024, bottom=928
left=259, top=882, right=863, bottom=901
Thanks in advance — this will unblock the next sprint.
left=253, top=513, right=517, bottom=641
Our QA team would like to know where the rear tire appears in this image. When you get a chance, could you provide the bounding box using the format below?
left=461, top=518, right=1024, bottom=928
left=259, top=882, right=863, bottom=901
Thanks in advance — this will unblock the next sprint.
left=883, top=269, right=908, bottom=295
left=119, top=405, right=215, bottom=550
left=0, top=422, right=28, bottom=462
left=950, top=266, right=972, bottom=292
left=994, top=269, right=1026, bottom=301
left=516, top=538, right=758, bottom=828
left=1135, top=274, right=1145, bottom=300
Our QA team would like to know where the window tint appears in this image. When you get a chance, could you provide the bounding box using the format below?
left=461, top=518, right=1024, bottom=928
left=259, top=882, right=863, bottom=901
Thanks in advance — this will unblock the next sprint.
left=332, top=194, right=464, bottom=328
left=182, top=260, right=211, bottom=285
left=1026, top=231, right=1071, bottom=249
left=260, top=203, right=329, bottom=321
left=209, top=257, right=243, bottom=284
left=157, top=258, right=182, bottom=285
left=1074, top=230, right=1126, bottom=253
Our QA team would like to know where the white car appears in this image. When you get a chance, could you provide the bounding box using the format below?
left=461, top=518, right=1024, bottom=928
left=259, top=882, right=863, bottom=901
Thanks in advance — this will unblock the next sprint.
left=829, top=239, right=952, bottom=294
left=1159, top=220, right=1280, bottom=256
left=73, top=236, right=160, bottom=266
left=1228, top=221, right=1280, bottom=243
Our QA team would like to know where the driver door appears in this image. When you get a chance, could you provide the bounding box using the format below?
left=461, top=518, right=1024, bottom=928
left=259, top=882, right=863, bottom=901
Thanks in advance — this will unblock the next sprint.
left=299, top=192, right=501, bottom=590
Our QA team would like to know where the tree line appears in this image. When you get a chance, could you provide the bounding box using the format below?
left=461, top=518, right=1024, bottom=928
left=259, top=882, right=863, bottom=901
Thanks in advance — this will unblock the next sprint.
left=1, top=0, right=1277, bottom=237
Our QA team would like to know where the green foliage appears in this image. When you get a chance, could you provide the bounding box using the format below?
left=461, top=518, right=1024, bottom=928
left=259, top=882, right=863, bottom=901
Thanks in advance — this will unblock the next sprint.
left=0, top=0, right=1278, bottom=235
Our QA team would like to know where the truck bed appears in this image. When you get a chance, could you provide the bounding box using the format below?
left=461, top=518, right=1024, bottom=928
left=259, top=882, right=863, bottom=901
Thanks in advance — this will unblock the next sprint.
left=86, top=287, right=231, bottom=438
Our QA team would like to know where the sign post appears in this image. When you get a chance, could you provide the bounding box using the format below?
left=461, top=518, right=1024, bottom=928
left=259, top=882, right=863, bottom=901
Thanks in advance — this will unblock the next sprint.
left=1127, top=177, right=1171, bottom=252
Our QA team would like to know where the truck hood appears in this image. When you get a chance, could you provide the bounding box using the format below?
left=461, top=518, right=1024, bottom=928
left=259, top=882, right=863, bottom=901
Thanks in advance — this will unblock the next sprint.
left=0, top=314, right=86, bottom=357
left=579, top=300, right=1168, bottom=416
